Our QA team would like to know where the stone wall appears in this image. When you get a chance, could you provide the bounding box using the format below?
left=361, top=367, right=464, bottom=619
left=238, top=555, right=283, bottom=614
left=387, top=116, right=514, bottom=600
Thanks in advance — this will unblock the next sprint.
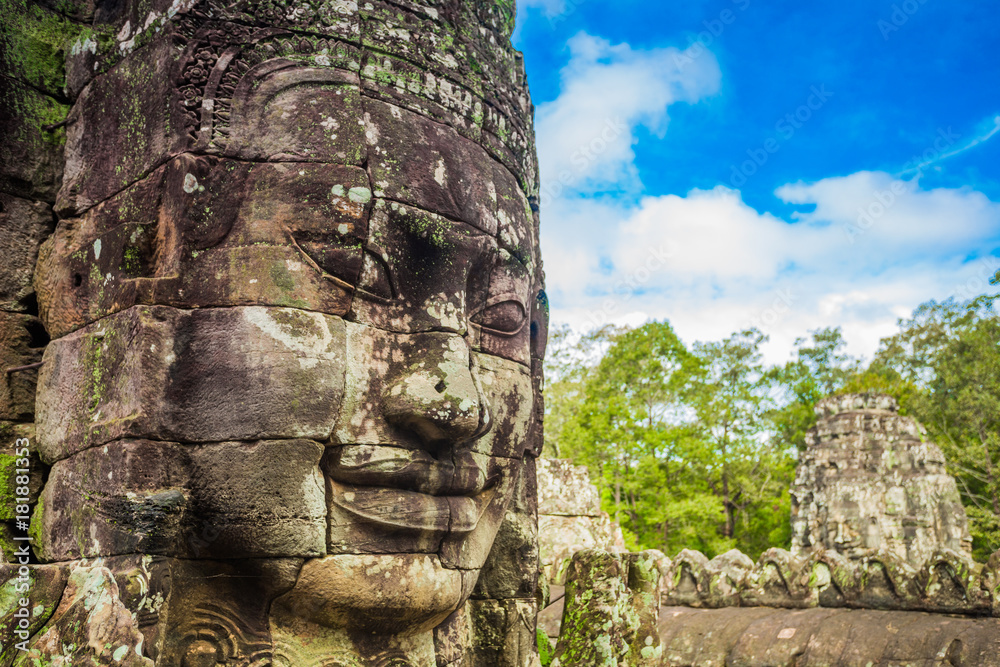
left=791, top=393, right=972, bottom=566
left=550, top=546, right=1000, bottom=666
left=537, top=458, right=625, bottom=583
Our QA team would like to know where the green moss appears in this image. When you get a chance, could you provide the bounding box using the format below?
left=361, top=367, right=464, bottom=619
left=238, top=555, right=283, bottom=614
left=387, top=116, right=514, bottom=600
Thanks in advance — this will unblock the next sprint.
left=28, top=495, right=44, bottom=557
left=0, top=1, right=82, bottom=96
left=537, top=628, right=554, bottom=666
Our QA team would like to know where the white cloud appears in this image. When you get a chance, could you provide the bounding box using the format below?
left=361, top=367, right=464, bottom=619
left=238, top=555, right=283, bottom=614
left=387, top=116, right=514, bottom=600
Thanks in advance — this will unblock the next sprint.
left=536, top=33, right=721, bottom=198
left=517, top=0, right=568, bottom=17
left=545, top=174, right=1000, bottom=362
left=530, top=32, right=1000, bottom=363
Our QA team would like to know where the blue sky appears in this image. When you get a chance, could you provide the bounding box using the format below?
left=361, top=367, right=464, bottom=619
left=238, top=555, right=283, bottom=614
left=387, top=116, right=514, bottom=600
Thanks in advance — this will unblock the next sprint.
left=513, top=0, right=1000, bottom=361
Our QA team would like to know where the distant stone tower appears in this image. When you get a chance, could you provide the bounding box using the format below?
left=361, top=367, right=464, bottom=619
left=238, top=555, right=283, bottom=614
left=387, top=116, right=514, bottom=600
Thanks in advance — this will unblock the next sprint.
left=790, top=393, right=972, bottom=566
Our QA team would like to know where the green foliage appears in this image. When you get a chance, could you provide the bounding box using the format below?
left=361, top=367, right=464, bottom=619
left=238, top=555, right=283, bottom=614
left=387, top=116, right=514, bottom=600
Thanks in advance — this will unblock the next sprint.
left=545, top=291, right=1000, bottom=562
left=766, top=327, right=861, bottom=452
left=547, top=322, right=795, bottom=560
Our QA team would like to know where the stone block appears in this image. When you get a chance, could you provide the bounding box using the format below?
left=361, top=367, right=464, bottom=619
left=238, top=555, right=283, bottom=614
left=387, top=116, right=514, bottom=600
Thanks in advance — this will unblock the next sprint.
left=272, top=554, right=466, bottom=636
left=918, top=548, right=986, bottom=614
left=57, top=35, right=185, bottom=216
left=18, top=564, right=153, bottom=666
left=624, top=550, right=666, bottom=665
left=154, top=558, right=302, bottom=667
left=537, top=459, right=602, bottom=517
left=742, top=548, right=817, bottom=609
left=332, top=324, right=532, bottom=460
left=0, top=79, right=67, bottom=201
left=0, top=192, right=54, bottom=312
left=472, top=502, right=539, bottom=600
left=365, top=97, right=531, bottom=238
left=467, top=598, right=540, bottom=667
left=553, top=550, right=634, bottom=667
left=36, top=305, right=346, bottom=461
left=0, top=562, right=69, bottom=660
left=661, top=549, right=711, bottom=608
left=0, top=422, right=44, bottom=522
left=37, top=156, right=366, bottom=337
left=538, top=515, right=607, bottom=579
left=855, top=551, right=922, bottom=611
left=0, top=312, right=45, bottom=421
left=36, top=438, right=326, bottom=560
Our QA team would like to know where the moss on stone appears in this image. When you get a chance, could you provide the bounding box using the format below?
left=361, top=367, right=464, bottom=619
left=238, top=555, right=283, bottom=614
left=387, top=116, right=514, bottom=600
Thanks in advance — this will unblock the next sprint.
left=537, top=627, right=554, bottom=666
left=0, top=0, right=82, bottom=96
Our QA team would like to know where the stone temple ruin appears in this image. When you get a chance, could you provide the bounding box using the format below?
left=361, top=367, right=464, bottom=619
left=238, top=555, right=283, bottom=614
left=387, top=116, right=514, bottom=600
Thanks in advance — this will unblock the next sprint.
left=542, top=396, right=1000, bottom=665
left=791, top=393, right=972, bottom=566
left=1, top=1, right=999, bottom=665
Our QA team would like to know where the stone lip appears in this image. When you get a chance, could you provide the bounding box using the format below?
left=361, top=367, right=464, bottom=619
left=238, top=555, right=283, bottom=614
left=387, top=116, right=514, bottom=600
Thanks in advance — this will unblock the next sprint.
left=815, top=392, right=899, bottom=417
left=323, top=444, right=493, bottom=497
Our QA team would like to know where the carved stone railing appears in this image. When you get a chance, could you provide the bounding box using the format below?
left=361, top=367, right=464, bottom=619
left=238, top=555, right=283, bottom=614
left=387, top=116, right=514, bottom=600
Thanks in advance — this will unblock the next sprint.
left=662, top=546, right=1000, bottom=616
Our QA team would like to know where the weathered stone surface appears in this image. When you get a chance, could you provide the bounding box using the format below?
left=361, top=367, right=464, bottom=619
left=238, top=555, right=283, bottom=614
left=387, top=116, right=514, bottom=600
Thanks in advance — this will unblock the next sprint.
left=36, top=438, right=326, bottom=560
left=154, top=558, right=301, bottom=666
left=37, top=156, right=367, bottom=338
left=467, top=598, right=541, bottom=667
left=741, top=548, right=816, bottom=609
left=537, top=458, right=625, bottom=586
left=36, top=305, right=347, bottom=461
left=57, top=35, right=183, bottom=216
left=624, top=551, right=666, bottom=665
left=0, top=312, right=44, bottom=422
left=0, top=562, right=69, bottom=660
left=538, top=459, right=602, bottom=517
left=273, top=554, right=466, bottom=636
left=18, top=564, right=153, bottom=666
left=365, top=97, right=531, bottom=239
left=0, top=78, right=67, bottom=201
left=0, top=422, right=44, bottom=523
left=791, top=392, right=972, bottom=567
left=472, top=471, right=540, bottom=600
left=657, top=606, right=1000, bottom=666
left=552, top=549, right=663, bottom=667
left=553, top=550, right=631, bottom=666
left=0, top=194, right=53, bottom=312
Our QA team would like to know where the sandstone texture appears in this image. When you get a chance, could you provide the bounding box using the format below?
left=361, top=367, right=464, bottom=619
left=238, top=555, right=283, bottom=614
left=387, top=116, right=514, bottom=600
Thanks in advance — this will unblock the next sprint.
left=2, top=0, right=548, bottom=664
left=791, top=393, right=972, bottom=566
left=657, top=605, right=1000, bottom=666
left=537, top=458, right=626, bottom=584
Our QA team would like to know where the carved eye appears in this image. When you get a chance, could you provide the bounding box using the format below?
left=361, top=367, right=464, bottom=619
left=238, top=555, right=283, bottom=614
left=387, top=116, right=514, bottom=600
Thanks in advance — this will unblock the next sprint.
left=472, top=299, right=527, bottom=336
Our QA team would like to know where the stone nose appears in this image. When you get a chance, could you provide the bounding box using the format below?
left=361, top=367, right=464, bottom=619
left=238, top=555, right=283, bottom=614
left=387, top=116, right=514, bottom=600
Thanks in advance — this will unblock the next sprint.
left=381, top=334, right=487, bottom=451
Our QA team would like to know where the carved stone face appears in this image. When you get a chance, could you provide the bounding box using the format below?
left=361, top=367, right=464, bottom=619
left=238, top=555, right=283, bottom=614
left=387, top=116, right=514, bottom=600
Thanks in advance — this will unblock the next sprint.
left=34, top=43, right=545, bottom=658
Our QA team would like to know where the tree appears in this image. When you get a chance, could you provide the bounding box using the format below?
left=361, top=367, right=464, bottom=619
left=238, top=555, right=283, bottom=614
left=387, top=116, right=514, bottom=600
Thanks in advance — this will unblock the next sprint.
left=688, top=329, right=795, bottom=556
left=558, top=321, right=699, bottom=550
left=766, top=327, right=860, bottom=452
